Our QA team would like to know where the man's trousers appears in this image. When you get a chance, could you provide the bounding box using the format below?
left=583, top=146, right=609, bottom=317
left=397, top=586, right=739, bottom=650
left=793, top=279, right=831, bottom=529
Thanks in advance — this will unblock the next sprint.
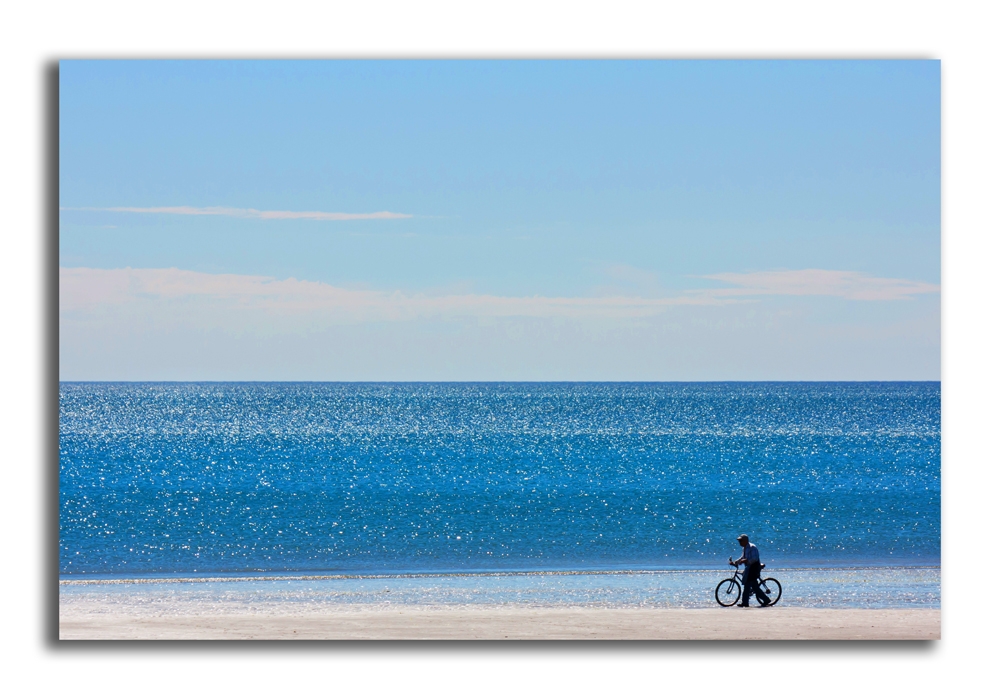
left=741, top=563, right=770, bottom=606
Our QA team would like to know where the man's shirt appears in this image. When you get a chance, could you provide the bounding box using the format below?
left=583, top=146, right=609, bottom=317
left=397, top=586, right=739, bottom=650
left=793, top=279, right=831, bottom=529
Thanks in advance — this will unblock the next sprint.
left=743, top=543, right=760, bottom=565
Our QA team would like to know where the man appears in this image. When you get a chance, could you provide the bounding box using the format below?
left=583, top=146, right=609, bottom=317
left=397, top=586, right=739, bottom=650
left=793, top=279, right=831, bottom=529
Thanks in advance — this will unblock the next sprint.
left=733, top=533, right=770, bottom=607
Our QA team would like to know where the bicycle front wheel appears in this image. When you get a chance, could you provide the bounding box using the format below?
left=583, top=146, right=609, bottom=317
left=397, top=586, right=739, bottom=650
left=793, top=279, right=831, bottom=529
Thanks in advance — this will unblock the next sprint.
left=715, top=578, right=741, bottom=607
left=758, top=577, right=782, bottom=606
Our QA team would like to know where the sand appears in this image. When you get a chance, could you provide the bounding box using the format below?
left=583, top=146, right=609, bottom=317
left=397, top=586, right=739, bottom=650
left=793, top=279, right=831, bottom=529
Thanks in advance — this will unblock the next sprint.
left=59, top=606, right=940, bottom=641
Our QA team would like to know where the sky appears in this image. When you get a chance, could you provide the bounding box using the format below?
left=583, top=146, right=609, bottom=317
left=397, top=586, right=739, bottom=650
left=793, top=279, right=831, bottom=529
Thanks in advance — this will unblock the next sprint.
left=59, top=60, right=940, bottom=380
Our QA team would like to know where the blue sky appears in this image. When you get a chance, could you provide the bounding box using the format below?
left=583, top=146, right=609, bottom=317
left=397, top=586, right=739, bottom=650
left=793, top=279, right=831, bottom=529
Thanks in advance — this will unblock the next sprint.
left=59, top=60, right=940, bottom=380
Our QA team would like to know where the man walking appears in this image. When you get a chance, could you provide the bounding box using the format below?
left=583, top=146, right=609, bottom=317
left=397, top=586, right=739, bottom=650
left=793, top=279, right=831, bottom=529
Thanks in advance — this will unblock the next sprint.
left=733, top=533, right=770, bottom=607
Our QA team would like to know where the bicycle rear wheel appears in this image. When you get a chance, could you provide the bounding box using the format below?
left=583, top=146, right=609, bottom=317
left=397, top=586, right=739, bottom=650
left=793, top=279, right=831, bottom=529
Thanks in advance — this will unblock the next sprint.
left=715, top=578, right=741, bottom=607
left=757, top=577, right=782, bottom=606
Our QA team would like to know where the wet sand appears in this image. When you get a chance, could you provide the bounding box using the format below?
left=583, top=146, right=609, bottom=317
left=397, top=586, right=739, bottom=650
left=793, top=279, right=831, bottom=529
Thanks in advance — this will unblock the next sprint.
left=59, top=606, right=940, bottom=640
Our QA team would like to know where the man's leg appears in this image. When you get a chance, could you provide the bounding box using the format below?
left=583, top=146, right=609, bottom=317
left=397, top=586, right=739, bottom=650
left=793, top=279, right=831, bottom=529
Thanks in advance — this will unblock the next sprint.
left=754, top=568, right=771, bottom=606
left=740, top=566, right=754, bottom=606
left=743, top=564, right=764, bottom=606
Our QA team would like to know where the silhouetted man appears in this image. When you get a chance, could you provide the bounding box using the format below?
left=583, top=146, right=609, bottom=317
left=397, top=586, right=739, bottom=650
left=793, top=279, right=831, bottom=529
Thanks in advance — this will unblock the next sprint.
left=733, top=533, right=770, bottom=607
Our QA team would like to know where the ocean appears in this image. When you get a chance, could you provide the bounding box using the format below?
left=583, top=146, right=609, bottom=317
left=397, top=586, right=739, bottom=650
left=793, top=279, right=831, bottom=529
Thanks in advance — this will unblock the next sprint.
left=59, top=383, right=941, bottom=607
left=60, top=382, right=939, bottom=593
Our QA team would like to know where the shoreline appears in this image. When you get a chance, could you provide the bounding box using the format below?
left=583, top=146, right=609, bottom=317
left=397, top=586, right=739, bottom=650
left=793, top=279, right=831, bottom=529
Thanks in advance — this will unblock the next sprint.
left=60, top=566, right=941, bottom=639
left=59, top=606, right=941, bottom=640
left=60, top=567, right=941, bottom=617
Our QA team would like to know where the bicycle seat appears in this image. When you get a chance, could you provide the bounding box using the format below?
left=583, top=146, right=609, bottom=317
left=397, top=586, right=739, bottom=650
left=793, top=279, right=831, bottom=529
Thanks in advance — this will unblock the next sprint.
left=761, top=563, right=766, bottom=569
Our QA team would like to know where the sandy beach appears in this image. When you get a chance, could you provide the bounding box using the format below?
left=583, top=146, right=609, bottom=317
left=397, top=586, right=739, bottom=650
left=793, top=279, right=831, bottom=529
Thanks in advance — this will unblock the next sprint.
left=59, top=606, right=940, bottom=641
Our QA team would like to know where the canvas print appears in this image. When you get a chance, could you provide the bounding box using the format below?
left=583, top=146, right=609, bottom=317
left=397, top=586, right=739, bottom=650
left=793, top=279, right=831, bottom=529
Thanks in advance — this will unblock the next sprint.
left=58, top=60, right=940, bottom=640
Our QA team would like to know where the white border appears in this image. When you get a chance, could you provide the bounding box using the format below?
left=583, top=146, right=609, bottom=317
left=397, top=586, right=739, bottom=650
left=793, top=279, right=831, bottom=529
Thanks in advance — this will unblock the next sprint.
left=4, top=1, right=997, bottom=696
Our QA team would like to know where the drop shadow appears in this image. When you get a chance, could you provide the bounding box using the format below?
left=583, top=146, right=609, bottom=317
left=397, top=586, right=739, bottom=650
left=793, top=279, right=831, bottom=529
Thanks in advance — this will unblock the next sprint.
left=42, top=59, right=60, bottom=648
left=52, top=637, right=938, bottom=654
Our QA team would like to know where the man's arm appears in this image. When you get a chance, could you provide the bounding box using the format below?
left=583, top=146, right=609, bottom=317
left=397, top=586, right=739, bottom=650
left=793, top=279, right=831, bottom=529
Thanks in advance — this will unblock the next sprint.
left=733, top=545, right=749, bottom=566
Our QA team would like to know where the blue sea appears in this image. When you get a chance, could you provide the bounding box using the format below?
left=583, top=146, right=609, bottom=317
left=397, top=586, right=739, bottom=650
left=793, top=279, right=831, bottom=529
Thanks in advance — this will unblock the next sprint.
left=59, top=382, right=940, bottom=608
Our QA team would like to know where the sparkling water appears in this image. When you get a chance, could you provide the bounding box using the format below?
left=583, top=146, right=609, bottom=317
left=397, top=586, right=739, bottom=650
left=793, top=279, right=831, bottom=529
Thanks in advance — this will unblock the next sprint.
left=60, top=382, right=940, bottom=580
left=58, top=566, right=941, bottom=612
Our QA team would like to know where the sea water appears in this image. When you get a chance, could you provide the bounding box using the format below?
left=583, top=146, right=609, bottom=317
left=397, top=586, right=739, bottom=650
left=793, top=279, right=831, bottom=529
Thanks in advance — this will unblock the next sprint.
left=58, top=567, right=941, bottom=612
left=60, top=382, right=940, bottom=591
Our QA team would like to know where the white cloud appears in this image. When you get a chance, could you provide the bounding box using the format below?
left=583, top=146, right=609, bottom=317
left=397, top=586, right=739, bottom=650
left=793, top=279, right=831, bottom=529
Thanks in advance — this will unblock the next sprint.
left=699, top=269, right=939, bottom=301
left=59, top=267, right=722, bottom=322
left=59, top=267, right=941, bottom=380
left=61, top=206, right=412, bottom=221
left=60, top=267, right=940, bottom=326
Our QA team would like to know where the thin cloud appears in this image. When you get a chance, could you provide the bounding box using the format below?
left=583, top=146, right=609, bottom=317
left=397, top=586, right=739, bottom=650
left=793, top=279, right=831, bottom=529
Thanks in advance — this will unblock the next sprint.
left=60, top=267, right=937, bottom=327
left=60, top=267, right=725, bottom=322
left=698, top=269, right=939, bottom=301
left=61, top=206, right=412, bottom=221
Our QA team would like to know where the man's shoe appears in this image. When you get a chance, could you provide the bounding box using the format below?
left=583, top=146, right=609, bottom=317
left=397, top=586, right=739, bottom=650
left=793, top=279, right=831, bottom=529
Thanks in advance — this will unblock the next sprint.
left=736, top=603, right=749, bottom=607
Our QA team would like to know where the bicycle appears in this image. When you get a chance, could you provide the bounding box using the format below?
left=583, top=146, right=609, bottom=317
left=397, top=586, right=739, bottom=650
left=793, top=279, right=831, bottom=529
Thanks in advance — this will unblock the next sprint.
left=715, top=557, right=782, bottom=607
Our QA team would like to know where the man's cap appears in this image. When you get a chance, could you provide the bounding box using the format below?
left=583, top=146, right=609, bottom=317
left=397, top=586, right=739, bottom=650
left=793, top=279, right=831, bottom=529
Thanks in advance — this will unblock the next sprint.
left=737, top=534, right=749, bottom=542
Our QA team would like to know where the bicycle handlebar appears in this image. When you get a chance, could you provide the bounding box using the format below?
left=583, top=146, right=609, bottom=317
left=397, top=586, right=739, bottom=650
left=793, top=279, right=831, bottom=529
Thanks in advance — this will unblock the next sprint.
left=727, top=559, right=765, bottom=569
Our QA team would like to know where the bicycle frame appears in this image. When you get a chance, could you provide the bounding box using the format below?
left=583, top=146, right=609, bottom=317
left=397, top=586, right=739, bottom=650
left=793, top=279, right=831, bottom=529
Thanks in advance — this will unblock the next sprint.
left=728, top=558, right=766, bottom=583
